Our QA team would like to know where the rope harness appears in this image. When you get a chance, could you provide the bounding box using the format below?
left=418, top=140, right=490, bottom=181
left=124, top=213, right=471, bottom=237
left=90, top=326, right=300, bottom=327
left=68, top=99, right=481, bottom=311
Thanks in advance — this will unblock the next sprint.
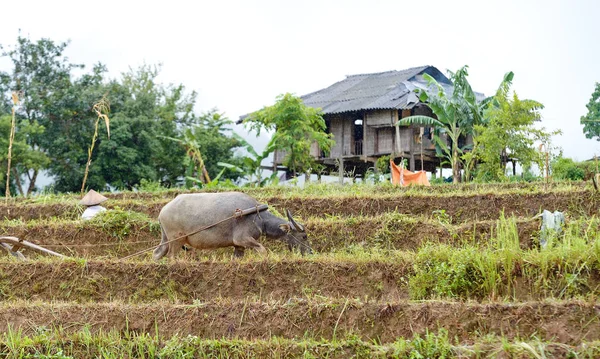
left=119, top=204, right=269, bottom=260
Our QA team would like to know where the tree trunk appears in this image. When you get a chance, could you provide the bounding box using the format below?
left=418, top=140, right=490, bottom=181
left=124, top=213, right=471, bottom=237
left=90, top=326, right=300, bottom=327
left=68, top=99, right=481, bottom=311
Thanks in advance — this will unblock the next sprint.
left=201, top=166, right=211, bottom=184
left=13, top=168, right=24, bottom=197
left=452, top=146, right=460, bottom=184
left=26, top=169, right=38, bottom=197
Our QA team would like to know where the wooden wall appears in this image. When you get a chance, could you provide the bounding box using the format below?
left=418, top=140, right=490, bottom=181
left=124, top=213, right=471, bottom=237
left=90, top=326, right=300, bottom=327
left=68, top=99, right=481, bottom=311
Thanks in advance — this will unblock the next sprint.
left=329, top=114, right=354, bottom=157
left=272, top=106, right=450, bottom=166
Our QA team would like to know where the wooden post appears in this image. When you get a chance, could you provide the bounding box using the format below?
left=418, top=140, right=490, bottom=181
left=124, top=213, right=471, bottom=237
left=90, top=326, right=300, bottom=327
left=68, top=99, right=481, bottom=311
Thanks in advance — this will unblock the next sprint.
left=341, top=119, right=345, bottom=156
left=363, top=113, right=367, bottom=160
left=394, top=110, right=401, bottom=156
left=409, top=127, right=415, bottom=171
left=338, top=157, right=344, bottom=184
left=545, top=149, right=549, bottom=183
left=420, top=127, right=424, bottom=171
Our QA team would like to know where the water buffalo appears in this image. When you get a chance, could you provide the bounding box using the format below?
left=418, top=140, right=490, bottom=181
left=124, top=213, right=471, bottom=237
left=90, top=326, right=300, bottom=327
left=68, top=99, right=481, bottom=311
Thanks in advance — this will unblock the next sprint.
left=153, top=192, right=311, bottom=260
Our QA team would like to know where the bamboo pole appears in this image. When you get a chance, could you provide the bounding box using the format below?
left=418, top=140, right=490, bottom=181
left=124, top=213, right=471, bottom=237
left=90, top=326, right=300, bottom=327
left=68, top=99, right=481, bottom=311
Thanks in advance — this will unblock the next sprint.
left=5, top=92, right=19, bottom=199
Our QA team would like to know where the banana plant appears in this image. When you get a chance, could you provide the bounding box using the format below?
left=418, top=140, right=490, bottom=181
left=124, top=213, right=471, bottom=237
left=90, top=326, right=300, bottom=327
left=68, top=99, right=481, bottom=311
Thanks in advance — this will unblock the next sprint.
left=396, top=72, right=472, bottom=183
left=397, top=66, right=513, bottom=183
left=231, top=133, right=278, bottom=187
left=160, top=129, right=211, bottom=186
left=185, top=162, right=242, bottom=188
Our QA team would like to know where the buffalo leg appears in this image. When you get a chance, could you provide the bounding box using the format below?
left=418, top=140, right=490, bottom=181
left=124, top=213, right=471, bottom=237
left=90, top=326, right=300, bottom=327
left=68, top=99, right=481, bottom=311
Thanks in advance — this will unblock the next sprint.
left=153, top=226, right=170, bottom=260
left=233, top=246, right=245, bottom=258
left=233, top=237, right=267, bottom=255
left=168, top=239, right=184, bottom=259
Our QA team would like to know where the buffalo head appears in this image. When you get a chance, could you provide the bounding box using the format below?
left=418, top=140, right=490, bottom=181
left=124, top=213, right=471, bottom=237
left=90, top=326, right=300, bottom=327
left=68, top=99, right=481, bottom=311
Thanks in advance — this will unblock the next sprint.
left=278, top=209, right=312, bottom=254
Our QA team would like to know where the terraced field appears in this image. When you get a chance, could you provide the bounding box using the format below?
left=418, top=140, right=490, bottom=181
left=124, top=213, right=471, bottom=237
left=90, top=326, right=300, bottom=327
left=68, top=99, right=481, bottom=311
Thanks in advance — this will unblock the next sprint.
left=1, top=182, right=599, bottom=358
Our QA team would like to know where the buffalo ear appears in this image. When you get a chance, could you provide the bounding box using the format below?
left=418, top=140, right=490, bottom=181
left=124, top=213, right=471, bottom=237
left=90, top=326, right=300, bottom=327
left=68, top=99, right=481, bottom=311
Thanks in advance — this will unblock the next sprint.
left=279, top=223, right=291, bottom=233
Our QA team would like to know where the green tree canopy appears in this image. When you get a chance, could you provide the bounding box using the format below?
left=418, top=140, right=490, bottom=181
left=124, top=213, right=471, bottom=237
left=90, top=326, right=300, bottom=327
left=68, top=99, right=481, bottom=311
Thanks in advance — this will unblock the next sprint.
left=47, top=65, right=243, bottom=192
left=0, top=115, right=49, bottom=195
left=475, top=88, right=556, bottom=182
left=243, top=93, right=333, bottom=177
left=0, top=34, right=83, bottom=194
left=581, top=82, right=600, bottom=141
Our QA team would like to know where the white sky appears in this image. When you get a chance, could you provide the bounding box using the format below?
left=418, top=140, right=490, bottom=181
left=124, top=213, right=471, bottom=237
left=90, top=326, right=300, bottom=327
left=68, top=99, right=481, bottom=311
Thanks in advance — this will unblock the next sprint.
left=1, top=0, right=599, bottom=162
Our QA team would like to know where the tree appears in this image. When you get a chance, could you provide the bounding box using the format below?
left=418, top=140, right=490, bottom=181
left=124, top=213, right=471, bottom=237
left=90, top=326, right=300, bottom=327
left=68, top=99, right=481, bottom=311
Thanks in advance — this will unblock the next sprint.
left=38, top=64, right=111, bottom=192
left=43, top=64, right=202, bottom=191
left=581, top=82, right=600, bottom=141
left=0, top=34, right=82, bottom=194
left=91, top=65, right=194, bottom=190
left=243, top=93, right=334, bottom=177
left=188, top=110, right=242, bottom=182
left=162, top=110, right=244, bottom=188
left=474, top=78, right=559, bottom=182
left=0, top=115, right=49, bottom=196
left=1, top=34, right=242, bottom=193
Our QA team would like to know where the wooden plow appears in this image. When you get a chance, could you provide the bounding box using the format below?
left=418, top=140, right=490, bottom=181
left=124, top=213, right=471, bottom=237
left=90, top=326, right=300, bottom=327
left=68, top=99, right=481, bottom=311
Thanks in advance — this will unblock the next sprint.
left=0, top=236, right=68, bottom=261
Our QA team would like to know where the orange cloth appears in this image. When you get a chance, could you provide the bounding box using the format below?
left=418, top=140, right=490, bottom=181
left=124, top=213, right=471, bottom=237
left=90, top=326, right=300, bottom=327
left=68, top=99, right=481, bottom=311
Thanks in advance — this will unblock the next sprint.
left=390, top=160, right=431, bottom=186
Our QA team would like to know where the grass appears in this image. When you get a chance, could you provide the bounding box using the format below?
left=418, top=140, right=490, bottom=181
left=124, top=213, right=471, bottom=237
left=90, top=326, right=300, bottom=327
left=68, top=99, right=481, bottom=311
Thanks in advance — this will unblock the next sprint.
left=1, top=184, right=598, bottom=356
left=0, top=180, right=594, bottom=205
left=0, top=221, right=598, bottom=302
left=409, top=214, right=600, bottom=300
left=88, top=208, right=160, bottom=240
left=0, top=211, right=591, bottom=257
left=1, top=327, right=600, bottom=358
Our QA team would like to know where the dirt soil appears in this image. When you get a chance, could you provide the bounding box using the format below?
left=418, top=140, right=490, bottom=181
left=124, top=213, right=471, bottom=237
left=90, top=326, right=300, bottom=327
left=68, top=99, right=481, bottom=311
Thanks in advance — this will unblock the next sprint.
left=267, top=191, right=599, bottom=223
left=0, top=301, right=598, bottom=345
left=1, top=190, right=597, bottom=222
left=1, top=261, right=597, bottom=303
left=0, top=260, right=410, bottom=303
left=4, top=182, right=589, bottom=203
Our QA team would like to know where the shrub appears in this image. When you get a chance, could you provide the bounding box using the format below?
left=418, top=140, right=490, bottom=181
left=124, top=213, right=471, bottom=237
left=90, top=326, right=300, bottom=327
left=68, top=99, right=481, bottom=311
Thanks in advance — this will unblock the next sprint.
left=552, top=156, right=595, bottom=180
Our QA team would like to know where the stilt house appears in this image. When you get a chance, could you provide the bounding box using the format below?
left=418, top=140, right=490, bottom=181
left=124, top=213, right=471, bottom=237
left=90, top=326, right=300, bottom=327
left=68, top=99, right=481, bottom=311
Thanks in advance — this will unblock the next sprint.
left=244, top=65, right=481, bottom=178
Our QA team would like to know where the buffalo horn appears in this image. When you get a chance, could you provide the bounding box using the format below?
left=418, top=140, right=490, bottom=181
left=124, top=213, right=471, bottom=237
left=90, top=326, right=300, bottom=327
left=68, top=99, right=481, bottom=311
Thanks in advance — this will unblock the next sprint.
left=286, top=209, right=305, bottom=232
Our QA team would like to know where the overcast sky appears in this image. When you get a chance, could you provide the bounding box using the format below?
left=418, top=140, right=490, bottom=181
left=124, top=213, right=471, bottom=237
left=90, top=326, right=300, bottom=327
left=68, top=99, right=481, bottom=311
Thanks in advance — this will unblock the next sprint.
left=1, top=0, right=599, bottom=162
